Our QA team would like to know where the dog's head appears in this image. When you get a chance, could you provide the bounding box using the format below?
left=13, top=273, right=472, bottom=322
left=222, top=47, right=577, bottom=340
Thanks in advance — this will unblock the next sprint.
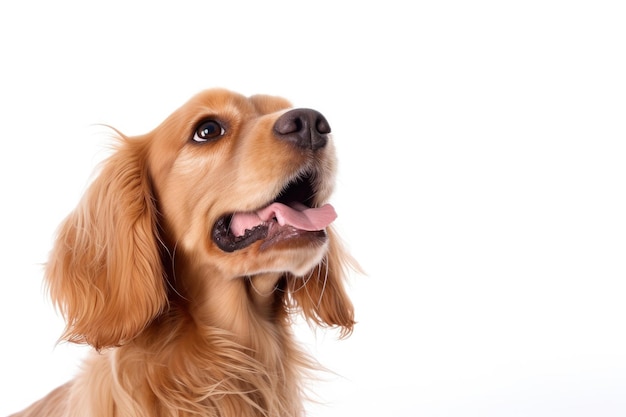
left=151, top=89, right=338, bottom=277
left=46, top=89, right=355, bottom=349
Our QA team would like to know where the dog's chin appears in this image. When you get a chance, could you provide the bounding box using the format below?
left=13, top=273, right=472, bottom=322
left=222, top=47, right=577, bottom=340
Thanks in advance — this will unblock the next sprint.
left=262, top=238, right=330, bottom=278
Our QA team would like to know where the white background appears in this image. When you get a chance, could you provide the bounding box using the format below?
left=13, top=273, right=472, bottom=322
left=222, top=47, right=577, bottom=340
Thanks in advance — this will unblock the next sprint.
left=1, top=1, right=625, bottom=416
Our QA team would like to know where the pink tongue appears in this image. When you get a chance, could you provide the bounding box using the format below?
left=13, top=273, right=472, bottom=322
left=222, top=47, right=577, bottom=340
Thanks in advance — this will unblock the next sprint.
left=229, top=203, right=337, bottom=237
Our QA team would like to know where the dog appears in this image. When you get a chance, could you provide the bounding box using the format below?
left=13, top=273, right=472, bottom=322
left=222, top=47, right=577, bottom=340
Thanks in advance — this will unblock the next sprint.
left=12, top=88, right=355, bottom=417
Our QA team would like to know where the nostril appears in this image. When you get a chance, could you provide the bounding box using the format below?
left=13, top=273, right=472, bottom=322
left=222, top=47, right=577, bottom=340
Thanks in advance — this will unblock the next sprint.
left=273, top=108, right=331, bottom=151
left=316, top=115, right=331, bottom=135
left=274, top=110, right=308, bottom=135
left=293, top=117, right=304, bottom=134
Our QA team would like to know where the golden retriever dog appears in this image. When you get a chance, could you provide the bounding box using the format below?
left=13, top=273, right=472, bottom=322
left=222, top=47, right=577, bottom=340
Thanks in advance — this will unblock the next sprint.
left=12, top=88, right=355, bottom=417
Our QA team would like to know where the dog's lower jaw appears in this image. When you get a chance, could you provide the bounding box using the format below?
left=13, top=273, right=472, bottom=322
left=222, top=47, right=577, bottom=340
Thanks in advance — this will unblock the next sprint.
left=259, top=239, right=330, bottom=278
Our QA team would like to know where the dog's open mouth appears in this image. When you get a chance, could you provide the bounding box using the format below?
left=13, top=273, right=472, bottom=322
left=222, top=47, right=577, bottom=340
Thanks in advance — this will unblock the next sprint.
left=212, top=174, right=336, bottom=252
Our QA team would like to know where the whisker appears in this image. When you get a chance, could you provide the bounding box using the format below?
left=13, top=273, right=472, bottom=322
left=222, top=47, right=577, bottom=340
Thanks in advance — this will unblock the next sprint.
left=157, top=236, right=188, bottom=301
left=290, top=268, right=315, bottom=295
left=246, top=276, right=280, bottom=297
left=316, top=255, right=330, bottom=310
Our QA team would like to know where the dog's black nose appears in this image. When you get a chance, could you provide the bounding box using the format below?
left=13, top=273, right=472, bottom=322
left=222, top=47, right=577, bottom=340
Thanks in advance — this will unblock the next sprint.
left=273, top=108, right=330, bottom=150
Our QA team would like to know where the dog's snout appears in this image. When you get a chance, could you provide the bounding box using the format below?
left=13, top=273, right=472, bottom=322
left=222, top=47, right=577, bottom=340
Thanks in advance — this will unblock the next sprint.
left=273, top=108, right=330, bottom=151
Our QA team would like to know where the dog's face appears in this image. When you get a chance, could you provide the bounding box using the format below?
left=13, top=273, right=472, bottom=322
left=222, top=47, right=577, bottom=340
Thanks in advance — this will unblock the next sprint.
left=47, top=88, right=354, bottom=349
left=147, top=89, right=337, bottom=277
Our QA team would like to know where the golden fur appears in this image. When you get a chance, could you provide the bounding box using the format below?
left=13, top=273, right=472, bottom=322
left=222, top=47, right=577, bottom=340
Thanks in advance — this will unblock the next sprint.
left=13, top=89, right=355, bottom=417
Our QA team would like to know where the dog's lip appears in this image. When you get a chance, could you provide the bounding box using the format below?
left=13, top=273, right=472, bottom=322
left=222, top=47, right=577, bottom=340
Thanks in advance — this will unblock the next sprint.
left=259, top=222, right=328, bottom=251
left=211, top=215, right=270, bottom=253
left=211, top=203, right=335, bottom=253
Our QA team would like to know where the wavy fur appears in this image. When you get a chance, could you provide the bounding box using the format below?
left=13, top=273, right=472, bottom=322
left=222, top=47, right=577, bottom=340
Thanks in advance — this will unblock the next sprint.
left=13, top=89, right=355, bottom=417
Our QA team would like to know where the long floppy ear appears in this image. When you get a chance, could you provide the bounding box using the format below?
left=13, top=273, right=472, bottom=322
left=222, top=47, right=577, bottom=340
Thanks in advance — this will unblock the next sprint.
left=290, top=228, right=357, bottom=338
left=46, top=135, right=167, bottom=350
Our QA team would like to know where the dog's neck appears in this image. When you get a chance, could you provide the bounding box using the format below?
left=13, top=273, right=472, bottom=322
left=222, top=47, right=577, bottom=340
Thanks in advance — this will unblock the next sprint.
left=246, top=273, right=284, bottom=314
left=173, top=262, right=287, bottom=348
left=123, top=266, right=306, bottom=416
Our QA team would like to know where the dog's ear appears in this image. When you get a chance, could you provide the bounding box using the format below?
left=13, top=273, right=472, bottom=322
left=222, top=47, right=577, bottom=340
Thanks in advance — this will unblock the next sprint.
left=46, top=135, right=167, bottom=350
left=290, top=228, right=357, bottom=338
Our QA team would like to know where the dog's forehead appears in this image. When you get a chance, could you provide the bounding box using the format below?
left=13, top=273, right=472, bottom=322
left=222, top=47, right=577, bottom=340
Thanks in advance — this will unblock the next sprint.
left=248, top=94, right=293, bottom=115
left=186, top=89, right=293, bottom=117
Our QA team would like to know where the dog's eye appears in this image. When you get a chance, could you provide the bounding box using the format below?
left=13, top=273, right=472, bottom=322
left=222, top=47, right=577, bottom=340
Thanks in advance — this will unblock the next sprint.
left=193, top=120, right=225, bottom=142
